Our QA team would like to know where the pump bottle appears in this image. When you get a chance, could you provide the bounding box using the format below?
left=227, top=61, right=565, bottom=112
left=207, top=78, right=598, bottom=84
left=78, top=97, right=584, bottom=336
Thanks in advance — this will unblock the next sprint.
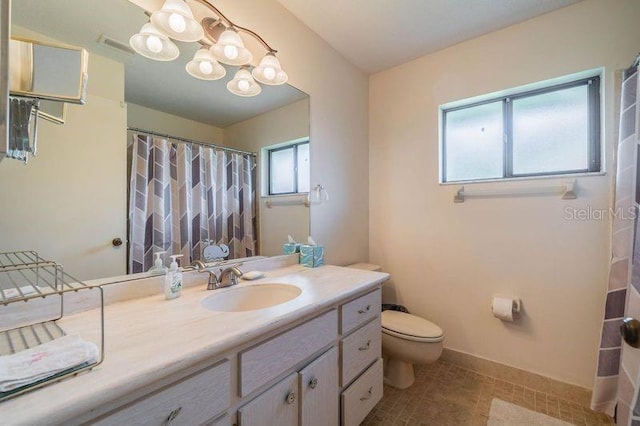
left=164, top=254, right=183, bottom=300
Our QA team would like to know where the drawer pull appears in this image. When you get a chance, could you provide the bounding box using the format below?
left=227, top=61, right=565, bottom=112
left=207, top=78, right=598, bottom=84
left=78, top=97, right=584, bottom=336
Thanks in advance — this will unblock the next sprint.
left=360, top=387, right=373, bottom=401
left=358, top=305, right=371, bottom=314
left=309, top=377, right=319, bottom=389
left=166, top=406, right=182, bottom=424
left=358, top=340, right=371, bottom=351
left=286, top=391, right=296, bottom=404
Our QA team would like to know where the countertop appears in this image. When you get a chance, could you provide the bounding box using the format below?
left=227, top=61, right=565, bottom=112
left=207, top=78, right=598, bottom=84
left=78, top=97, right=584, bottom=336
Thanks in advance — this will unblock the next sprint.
left=0, top=264, right=389, bottom=425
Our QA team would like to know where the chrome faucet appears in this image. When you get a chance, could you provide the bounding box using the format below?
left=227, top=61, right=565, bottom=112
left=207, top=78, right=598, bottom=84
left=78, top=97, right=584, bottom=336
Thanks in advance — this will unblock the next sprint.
left=217, top=265, right=244, bottom=288
left=191, top=260, right=243, bottom=290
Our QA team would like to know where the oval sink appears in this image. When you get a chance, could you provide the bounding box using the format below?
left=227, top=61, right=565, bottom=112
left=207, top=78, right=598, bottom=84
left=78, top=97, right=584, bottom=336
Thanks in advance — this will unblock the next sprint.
left=200, top=284, right=302, bottom=312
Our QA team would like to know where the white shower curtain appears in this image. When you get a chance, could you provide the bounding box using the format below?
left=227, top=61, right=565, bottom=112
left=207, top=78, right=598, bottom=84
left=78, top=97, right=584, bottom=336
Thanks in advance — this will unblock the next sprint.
left=128, top=134, right=256, bottom=273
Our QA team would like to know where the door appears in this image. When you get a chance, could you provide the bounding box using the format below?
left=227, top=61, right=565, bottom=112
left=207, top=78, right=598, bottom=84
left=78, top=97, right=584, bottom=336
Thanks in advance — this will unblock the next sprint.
left=0, top=96, right=127, bottom=280
left=299, top=347, right=339, bottom=426
left=238, top=372, right=298, bottom=426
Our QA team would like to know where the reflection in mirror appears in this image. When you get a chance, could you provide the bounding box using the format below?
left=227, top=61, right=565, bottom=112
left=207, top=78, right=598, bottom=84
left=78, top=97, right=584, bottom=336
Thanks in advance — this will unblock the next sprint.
left=9, top=37, right=88, bottom=104
left=0, top=0, right=7, bottom=160
left=0, top=0, right=310, bottom=281
left=36, top=100, right=66, bottom=124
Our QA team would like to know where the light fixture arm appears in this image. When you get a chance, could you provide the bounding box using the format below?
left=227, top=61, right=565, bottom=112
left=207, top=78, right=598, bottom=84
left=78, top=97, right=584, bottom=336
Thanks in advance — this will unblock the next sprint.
left=193, top=0, right=277, bottom=53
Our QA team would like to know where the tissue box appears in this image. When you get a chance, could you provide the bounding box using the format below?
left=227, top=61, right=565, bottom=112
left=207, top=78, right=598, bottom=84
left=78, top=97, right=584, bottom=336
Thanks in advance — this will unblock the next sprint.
left=283, top=243, right=301, bottom=254
left=299, top=245, right=325, bottom=268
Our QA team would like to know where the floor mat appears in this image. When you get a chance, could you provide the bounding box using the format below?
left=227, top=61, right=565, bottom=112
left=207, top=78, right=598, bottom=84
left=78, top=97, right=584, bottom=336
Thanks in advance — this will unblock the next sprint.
left=488, top=398, right=574, bottom=425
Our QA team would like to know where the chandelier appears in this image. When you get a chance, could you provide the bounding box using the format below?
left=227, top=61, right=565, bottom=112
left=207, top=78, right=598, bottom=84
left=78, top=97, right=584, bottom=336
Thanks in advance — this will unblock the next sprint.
left=129, top=0, right=288, bottom=97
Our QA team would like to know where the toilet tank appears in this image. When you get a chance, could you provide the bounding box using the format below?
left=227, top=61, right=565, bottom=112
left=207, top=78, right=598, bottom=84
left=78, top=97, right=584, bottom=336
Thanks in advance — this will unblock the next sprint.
left=346, top=263, right=382, bottom=272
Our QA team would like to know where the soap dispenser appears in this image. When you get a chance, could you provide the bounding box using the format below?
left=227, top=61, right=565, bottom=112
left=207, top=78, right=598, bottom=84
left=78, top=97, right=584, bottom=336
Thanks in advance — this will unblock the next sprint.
left=164, top=254, right=184, bottom=300
left=149, top=251, right=168, bottom=275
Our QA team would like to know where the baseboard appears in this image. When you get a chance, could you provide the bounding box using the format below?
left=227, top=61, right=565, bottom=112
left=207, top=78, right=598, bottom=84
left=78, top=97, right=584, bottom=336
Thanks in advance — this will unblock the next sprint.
left=441, top=348, right=592, bottom=407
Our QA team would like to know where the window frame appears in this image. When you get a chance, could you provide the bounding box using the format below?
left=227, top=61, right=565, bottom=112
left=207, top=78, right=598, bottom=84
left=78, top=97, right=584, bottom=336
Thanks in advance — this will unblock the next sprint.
left=440, top=75, right=601, bottom=183
left=267, top=140, right=310, bottom=196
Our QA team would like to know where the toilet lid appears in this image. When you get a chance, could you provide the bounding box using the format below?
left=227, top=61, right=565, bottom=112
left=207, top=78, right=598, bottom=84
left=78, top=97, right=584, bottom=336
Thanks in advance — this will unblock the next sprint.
left=381, top=310, right=444, bottom=342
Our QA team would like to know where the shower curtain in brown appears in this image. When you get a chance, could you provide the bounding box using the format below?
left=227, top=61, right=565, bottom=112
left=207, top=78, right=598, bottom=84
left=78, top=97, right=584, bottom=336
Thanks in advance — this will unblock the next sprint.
left=128, top=133, right=256, bottom=273
left=591, top=64, right=639, bottom=423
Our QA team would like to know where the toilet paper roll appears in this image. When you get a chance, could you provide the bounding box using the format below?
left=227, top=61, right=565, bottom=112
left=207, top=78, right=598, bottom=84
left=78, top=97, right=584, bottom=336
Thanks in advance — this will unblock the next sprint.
left=492, top=297, right=517, bottom=322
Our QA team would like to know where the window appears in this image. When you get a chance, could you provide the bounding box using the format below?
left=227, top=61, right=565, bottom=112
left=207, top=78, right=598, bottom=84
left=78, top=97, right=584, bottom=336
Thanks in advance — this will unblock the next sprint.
left=268, top=141, right=310, bottom=195
left=441, top=76, right=600, bottom=183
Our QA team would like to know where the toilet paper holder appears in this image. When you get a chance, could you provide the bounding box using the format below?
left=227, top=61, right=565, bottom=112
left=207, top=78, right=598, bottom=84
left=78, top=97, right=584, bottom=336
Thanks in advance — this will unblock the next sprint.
left=491, top=296, right=522, bottom=321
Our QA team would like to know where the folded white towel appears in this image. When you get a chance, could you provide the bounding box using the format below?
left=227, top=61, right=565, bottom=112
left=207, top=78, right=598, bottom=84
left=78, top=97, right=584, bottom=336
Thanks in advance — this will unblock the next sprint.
left=2, top=285, right=38, bottom=300
left=0, top=334, right=99, bottom=392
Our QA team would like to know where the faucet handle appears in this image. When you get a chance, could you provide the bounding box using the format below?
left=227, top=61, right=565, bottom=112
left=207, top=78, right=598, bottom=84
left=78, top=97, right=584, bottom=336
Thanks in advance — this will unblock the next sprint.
left=190, top=260, right=206, bottom=271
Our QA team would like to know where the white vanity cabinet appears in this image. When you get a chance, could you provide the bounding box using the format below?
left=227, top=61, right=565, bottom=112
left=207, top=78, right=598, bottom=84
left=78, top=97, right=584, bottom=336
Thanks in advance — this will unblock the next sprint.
left=79, top=286, right=383, bottom=426
left=299, top=347, right=339, bottom=426
left=338, top=289, right=383, bottom=426
left=234, top=288, right=382, bottom=426
left=238, top=310, right=339, bottom=397
left=93, top=360, right=231, bottom=426
left=238, top=372, right=299, bottom=426
left=238, top=347, right=339, bottom=426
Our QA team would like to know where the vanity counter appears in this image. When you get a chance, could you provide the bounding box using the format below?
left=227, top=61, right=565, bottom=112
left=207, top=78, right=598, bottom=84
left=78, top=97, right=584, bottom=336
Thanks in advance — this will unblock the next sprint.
left=0, top=264, right=388, bottom=425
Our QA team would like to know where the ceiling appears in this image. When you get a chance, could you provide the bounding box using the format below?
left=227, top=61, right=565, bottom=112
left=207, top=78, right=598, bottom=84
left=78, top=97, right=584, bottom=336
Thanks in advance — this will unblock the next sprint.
left=276, top=0, right=581, bottom=74
left=10, top=0, right=581, bottom=125
left=11, top=0, right=307, bottom=128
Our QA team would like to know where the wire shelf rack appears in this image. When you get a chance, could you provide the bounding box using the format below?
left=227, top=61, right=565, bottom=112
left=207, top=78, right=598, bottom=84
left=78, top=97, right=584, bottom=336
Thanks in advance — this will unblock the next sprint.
left=0, top=250, right=104, bottom=401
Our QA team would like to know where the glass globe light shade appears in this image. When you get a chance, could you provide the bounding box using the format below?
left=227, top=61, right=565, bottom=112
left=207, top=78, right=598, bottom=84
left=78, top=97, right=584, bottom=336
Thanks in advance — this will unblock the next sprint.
left=212, top=28, right=252, bottom=66
left=130, top=22, right=179, bottom=61
left=186, top=48, right=226, bottom=80
left=151, top=0, right=203, bottom=42
left=252, top=52, right=288, bottom=85
left=227, top=67, right=262, bottom=97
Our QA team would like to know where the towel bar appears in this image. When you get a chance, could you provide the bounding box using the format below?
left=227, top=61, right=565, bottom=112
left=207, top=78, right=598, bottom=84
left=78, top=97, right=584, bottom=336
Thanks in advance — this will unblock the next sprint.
left=453, top=180, right=577, bottom=203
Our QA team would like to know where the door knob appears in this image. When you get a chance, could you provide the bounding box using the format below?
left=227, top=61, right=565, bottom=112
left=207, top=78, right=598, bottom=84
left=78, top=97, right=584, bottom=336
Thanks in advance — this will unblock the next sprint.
left=112, top=238, right=123, bottom=247
left=621, top=317, right=640, bottom=348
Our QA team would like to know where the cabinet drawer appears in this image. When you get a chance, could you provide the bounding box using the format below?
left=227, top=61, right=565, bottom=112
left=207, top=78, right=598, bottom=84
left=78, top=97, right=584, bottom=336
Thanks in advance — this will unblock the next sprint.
left=340, top=317, right=381, bottom=386
left=239, top=309, right=338, bottom=396
left=238, top=372, right=298, bottom=426
left=341, top=358, right=383, bottom=426
left=340, top=289, right=381, bottom=335
left=95, top=360, right=230, bottom=426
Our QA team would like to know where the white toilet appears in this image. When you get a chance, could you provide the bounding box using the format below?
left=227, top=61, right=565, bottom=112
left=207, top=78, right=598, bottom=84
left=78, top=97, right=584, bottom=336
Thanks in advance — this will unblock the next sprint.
left=381, top=309, right=444, bottom=389
left=346, top=263, right=445, bottom=390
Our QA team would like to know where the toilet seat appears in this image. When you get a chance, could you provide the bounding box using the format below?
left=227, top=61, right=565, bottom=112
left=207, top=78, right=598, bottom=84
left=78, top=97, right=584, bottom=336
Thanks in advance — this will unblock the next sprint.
left=381, top=310, right=444, bottom=343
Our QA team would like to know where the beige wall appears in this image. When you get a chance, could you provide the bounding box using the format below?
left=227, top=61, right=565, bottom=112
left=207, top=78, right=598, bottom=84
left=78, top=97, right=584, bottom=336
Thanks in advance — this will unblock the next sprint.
left=127, top=103, right=224, bottom=145
left=225, top=98, right=310, bottom=256
left=0, top=26, right=126, bottom=280
left=224, top=98, right=309, bottom=152
left=214, top=0, right=369, bottom=265
left=369, top=0, right=640, bottom=388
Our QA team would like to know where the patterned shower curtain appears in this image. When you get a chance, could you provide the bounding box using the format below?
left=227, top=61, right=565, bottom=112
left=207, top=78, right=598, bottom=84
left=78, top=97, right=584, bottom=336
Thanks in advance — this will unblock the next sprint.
left=591, top=65, right=639, bottom=419
left=128, top=134, right=256, bottom=273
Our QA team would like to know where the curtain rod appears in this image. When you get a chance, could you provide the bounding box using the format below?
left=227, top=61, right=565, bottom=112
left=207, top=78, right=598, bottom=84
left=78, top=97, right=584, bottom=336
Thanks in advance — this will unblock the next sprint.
left=127, top=127, right=257, bottom=157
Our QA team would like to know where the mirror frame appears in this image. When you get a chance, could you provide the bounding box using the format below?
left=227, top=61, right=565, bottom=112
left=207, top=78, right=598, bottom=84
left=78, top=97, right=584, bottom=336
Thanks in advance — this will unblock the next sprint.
left=0, top=0, right=9, bottom=160
left=9, top=36, right=89, bottom=105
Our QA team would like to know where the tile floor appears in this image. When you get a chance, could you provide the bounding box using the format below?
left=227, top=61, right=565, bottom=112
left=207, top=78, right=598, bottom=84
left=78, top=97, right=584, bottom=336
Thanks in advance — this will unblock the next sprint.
left=362, top=360, right=613, bottom=425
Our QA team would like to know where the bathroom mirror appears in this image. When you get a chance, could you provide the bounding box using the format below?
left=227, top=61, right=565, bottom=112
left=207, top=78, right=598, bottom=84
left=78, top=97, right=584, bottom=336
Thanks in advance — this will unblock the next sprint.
left=0, top=0, right=9, bottom=161
left=37, top=100, right=66, bottom=124
left=0, top=0, right=310, bottom=280
left=9, top=37, right=88, bottom=104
